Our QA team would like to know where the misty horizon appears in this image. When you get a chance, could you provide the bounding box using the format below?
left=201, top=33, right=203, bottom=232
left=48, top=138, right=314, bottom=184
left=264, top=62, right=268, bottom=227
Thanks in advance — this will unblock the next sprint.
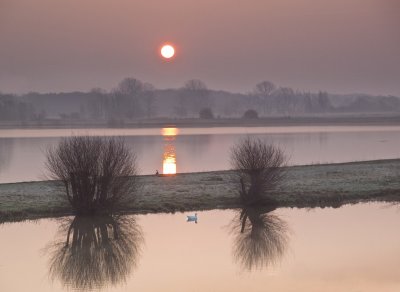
left=1, top=0, right=399, bottom=96
left=1, top=77, right=399, bottom=98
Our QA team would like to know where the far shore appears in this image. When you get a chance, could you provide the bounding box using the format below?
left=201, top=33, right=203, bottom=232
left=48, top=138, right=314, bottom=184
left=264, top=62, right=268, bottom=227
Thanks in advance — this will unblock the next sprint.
left=2, top=115, right=400, bottom=130
left=1, top=159, right=399, bottom=223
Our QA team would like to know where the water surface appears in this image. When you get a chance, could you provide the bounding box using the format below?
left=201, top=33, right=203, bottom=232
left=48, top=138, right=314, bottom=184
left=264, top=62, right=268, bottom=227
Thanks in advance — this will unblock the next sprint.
left=0, top=203, right=399, bottom=291
left=1, top=126, right=400, bottom=183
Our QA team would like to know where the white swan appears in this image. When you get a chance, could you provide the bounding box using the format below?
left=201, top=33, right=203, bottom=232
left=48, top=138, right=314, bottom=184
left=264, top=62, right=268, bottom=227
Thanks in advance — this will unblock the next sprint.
left=186, top=213, right=198, bottom=223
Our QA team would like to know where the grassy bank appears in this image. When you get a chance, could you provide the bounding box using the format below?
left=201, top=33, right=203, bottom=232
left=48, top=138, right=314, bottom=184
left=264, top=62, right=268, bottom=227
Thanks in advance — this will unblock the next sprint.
left=1, top=159, right=400, bottom=222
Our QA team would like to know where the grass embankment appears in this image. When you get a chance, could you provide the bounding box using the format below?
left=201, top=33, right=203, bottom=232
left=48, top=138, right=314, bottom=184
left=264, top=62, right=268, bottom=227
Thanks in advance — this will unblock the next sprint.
left=1, top=159, right=400, bottom=222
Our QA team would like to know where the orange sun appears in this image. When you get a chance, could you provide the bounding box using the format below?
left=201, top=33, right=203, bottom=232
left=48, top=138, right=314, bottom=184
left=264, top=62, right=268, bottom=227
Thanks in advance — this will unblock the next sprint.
left=160, top=44, right=175, bottom=59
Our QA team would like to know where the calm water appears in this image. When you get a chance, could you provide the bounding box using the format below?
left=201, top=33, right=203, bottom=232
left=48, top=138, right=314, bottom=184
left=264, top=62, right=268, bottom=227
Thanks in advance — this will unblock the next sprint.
left=1, top=126, right=400, bottom=183
left=0, top=203, right=399, bottom=291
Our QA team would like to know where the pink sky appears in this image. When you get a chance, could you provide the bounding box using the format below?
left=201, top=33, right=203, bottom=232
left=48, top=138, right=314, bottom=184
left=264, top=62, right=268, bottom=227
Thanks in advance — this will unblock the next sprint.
left=0, top=0, right=399, bottom=95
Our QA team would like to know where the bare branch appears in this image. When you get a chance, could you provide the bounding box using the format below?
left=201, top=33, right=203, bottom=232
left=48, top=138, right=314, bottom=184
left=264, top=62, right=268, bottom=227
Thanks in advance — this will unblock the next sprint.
left=45, top=136, right=138, bottom=214
left=230, top=137, right=287, bottom=205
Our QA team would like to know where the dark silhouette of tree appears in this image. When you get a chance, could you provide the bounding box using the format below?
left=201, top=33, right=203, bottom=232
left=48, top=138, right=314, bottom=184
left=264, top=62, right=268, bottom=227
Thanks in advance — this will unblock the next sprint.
left=229, top=207, right=288, bottom=270
left=230, top=137, right=287, bottom=205
left=46, top=215, right=143, bottom=290
left=199, top=107, right=214, bottom=119
left=45, top=136, right=138, bottom=214
left=243, top=109, right=259, bottom=119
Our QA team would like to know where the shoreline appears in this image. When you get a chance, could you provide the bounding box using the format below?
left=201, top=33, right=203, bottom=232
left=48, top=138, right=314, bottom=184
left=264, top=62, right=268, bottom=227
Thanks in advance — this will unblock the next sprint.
left=1, top=159, right=399, bottom=223
left=2, top=115, right=400, bottom=130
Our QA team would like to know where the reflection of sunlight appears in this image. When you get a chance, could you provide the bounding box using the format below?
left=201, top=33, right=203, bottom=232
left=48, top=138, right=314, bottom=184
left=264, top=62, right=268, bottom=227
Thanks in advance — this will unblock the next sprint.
left=162, top=128, right=178, bottom=174
left=163, top=155, right=176, bottom=174
left=163, top=144, right=177, bottom=174
left=162, top=127, right=179, bottom=137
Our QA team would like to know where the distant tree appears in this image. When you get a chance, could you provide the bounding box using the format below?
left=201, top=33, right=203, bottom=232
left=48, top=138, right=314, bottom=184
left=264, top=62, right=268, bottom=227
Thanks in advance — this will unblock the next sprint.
left=254, top=81, right=276, bottom=115
left=117, top=78, right=143, bottom=96
left=174, top=103, right=188, bottom=118
left=199, top=107, right=214, bottom=119
left=302, top=92, right=313, bottom=113
left=255, top=81, right=276, bottom=97
left=0, top=93, right=35, bottom=122
left=141, top=83, right=156, bottom=118
left=32, top=111, right=47, bottom=126
left=79, top=104, right=87, bottom=120
left=87, top=88, right=108, bottom=120
left=243, top=109, right=259, bottom=119
left=183, top=79, right=210, bottom=114
left=184, top=79, right=208, bottom=94
left=114, top=78, right=144, bottom=118
left=222, top=98, right=240, bottom=117
left=274, top=87, right=295, bottom=114
left=317, top=91, right=332, bottom=112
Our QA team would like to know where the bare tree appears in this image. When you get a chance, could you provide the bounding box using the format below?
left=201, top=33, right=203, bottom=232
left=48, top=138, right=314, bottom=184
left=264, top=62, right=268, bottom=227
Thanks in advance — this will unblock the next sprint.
left=317, top=91, right=332, bottom=112
left=182, top=79, right=210, bottom=114
left=255, top=81, right=276, bottom=97
left=117, top=78, right=143, bottom=96
left=141, top=82, right=156, bottom=118
left=254, top=81, right=276, bottom=115
left=230, top=137, right=287, bottom=205
left=114, top=78, right=144, bottom=118
left=184, top=79, right=208, bottom=94
left=86, top=88, right=108, bottom=120
left=45, top=136, right=138, bottom=214
left=274, top=87, right=295, bottom=114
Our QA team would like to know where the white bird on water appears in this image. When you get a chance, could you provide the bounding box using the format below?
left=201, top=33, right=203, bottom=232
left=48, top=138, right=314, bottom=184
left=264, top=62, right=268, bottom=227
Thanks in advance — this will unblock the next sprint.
left=187, top=213, right=198, bottom=223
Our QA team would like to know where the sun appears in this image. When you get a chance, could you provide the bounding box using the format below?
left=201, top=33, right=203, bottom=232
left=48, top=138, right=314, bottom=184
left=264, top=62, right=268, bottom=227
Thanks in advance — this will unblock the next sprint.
left=161, top=44, right=175, bottom=59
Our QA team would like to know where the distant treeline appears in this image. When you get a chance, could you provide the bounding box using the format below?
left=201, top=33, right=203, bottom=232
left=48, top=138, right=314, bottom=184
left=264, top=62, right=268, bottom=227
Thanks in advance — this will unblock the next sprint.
left=1, top=78, right=400, bottom=124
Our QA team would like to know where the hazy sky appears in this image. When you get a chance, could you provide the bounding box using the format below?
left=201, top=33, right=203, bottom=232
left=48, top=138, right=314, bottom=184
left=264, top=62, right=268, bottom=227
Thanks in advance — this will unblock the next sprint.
left=1, top=0, right=399, bottom=95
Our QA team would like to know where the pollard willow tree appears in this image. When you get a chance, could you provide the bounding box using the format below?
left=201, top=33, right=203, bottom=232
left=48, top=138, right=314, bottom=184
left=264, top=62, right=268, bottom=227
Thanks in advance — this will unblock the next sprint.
left=230, top=137, right=287, bottom=205
left=46, top=136, right=137, bottom=214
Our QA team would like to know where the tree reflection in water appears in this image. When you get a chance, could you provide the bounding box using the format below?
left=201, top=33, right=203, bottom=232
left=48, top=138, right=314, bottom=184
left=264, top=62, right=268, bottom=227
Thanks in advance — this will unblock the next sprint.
left=46, top=215, right=143, bottom=290
left=229, top=207, right=289, bottom=271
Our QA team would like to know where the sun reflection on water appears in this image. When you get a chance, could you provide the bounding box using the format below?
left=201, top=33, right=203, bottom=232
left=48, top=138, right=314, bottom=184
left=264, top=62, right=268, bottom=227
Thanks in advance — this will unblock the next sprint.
left=162, top=127, right=179, bottom=137
left=162, top=127, right=178, bottom=175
